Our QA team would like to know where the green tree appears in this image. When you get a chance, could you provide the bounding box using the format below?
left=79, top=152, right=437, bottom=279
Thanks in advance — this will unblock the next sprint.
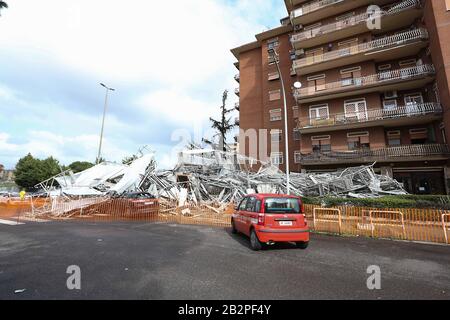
left=14, top=154, right=61, bottom=190
left=0, top=1, right=8, bottom=16
left=207, top=90, right=238, bottom=151
left=14, top=154, right=42, bottom=190
left=68, top=161, right=94, bottom=173
left=40, top=157, right=61, bottom=179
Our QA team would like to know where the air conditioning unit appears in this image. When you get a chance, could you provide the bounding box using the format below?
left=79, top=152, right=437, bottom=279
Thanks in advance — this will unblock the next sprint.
left=384, top=91, right=398, bottom=99
left=294, top=24, right=303, bottom=31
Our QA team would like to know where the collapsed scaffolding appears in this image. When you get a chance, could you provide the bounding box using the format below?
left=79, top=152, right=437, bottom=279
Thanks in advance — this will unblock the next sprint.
left=30, top=149, right=407, bottom=218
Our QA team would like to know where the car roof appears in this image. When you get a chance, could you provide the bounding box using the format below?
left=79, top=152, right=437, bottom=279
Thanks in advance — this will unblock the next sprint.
left=245, top=193, right=301, bottom=199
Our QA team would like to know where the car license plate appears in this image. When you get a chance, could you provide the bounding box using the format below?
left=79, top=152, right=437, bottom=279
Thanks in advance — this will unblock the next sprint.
left=279, top=221, right=293, bottom=226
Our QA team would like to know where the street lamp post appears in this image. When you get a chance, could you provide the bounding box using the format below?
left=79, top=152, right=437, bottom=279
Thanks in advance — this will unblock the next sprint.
left=269, top=48, right=291, bottom=195
left=96, top=83, right=115, bottom=164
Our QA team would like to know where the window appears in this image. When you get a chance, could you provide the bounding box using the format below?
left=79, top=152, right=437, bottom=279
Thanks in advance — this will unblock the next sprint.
left=268, top=72, right=280, bottom=81
left=267, top=38, right=279, bottom=50
left=264, top=197, right=301, bottom=214
left=294, top=151, right=302, bottom=164
left=268, top=53, right=276, bottom=64
left=305, top=48, right=324, bottom=64
left=433, top=82, right=440, bottom=103
left=238, top=197, right=248, bottom=211
left=347, top=132, right=370, bottom=150
left=270, top=109, right=282, bottom=121
left=404, top=94, right=423, bottom=105
left=271, top=152, right=284, bottom=165
left=292, top=106, right=299, bottom=119
left=409, top=128, right=428, bottom=144
left=340, top=67, right=361, bottom=86
left=399, top=59, right=416, bottom=67
left=307, top=74, right=326, bottom=92
left=271, top=129, right=282, bottom=142
left=245, top=197, right=257, bottom=212
left=303, top=22, right=322, bottom=38
left=293, top=129, right=301, bottom=141
left=383, top=99, right=398, bottom=110
left=338, top=38, right=359, bottom=55
left=312, top=135, right=331, bottom=152
left=309, top=104, right=329, bottom=125
left=446, top=0, right=450, bottom=11
left=378, top=64, right=391, bottom=71
left=387, top=130, right=401, bottom=146
left=344, top=100, right=367, bottom=121
left=269, top=89, right=281, bottom=101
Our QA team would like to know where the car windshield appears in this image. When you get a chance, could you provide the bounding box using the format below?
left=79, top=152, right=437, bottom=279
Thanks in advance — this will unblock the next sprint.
left=264, top=198, right=301, bottom=214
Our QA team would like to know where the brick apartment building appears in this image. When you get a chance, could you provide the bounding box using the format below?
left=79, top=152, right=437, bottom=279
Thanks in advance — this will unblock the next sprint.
left=231, top=0, right=450, bottom=195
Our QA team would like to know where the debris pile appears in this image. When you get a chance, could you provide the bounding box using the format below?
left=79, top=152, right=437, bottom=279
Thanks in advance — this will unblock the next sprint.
left=32, top=149, right=406, bottom=217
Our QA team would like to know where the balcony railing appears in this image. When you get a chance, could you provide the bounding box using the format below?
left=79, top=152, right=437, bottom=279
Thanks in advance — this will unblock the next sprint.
left=294, top=64, right=435, bottom=100
left=291, top=0, right=420, bottom=44
left=234, top=74, right=240, bottom=82
left=298, top=103, right=442, bottom=129
left=291, top=0, right=344, bottom=19
left=293, top=28, right=428, bottom=70
left=300, top=144, right=450, bottom=164
left=235, top=88, right=240, bottom=96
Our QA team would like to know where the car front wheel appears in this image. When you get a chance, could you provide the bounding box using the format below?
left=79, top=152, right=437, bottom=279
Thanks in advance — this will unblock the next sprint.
left=250, top=229, right=263, bottom=251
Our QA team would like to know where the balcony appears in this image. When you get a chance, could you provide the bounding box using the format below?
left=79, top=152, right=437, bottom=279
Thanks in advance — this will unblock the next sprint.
left=290, top=0, right=394, bottom=26
left=292, top=28, right=429, bottom=75
left=234, top=74, right=240, bottom=83
left=299, top=144, right=450, bottom=165
left=298, top=103, right=443, bottom=134
left=235, top=88, right=240, bottom=97
left=235, top=102, right=240, bottom=110
left=294, top=64, right=435, bottom=103
left=291, top=0, right=422, bottom=50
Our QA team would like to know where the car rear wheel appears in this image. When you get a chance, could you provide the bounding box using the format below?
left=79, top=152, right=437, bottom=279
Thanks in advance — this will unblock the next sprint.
left=296, top=241, right=309, bottom=249
left=231, top=219, right=238, bottom=234
left=250, top=229, right=263, bottom=251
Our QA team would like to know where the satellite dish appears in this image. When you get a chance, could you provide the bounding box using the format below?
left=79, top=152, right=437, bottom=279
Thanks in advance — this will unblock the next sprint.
left=294, top=81, right=302, bottom=89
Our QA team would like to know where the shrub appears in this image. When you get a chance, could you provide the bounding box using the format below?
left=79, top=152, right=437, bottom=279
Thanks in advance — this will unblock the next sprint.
left=302, top=195, right=450, bottom=210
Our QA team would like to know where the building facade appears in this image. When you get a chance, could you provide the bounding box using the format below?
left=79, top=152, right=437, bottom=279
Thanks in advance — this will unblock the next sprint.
left=231, top=0, right=450, bottom=195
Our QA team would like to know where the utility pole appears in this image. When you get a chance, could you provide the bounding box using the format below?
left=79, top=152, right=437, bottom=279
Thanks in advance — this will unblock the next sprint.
left=96, top=83, right=115, bottom=164
left=269, top=48, right=291, bottom=195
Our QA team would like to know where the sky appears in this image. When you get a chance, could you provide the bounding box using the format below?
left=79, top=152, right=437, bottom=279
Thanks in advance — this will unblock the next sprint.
left=0, top=0, right=286, bottom=170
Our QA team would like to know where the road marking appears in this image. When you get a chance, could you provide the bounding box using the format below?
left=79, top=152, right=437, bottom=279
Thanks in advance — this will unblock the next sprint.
left=0, top=219, right=25, bottom=226
left=11, top=216, right=50, bottom=223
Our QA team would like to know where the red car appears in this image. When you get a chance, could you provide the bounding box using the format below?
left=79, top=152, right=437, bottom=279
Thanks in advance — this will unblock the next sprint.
left=231, top=194, right=309, bottom=251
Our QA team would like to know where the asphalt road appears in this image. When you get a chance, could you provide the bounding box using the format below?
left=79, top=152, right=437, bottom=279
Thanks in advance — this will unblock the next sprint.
left=0, top=221, right=449, bottom=300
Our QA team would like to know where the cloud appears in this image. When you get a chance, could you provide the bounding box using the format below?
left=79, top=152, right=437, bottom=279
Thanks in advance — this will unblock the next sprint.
left=0, top=0, right=282, bottom=169
left=0, top=130, right=131, bottom=167
left=136, top=89, right=215, bottom=125
left=0, top=0, right=270, bottom=85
